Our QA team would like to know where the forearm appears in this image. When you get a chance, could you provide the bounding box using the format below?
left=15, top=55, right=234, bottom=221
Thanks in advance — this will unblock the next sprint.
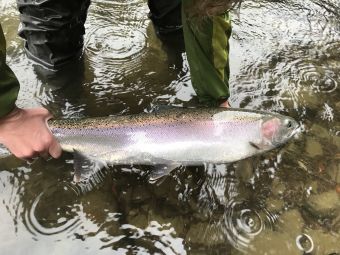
left=0, top=24, right=20, bottom=118
left=182, top=0, right=231, bottom=106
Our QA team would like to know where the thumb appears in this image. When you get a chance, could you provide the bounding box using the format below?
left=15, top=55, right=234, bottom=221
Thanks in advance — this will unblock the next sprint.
left=49, top=137, right=62, bottom=159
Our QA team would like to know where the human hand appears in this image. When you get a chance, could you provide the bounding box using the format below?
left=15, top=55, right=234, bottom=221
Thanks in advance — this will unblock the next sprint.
left=219, top=100, right=231, bottom=108
left=0, top=107, right=62, bottom=160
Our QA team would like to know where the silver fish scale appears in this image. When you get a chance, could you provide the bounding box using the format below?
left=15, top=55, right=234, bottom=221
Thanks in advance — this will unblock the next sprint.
left=48, top=108, right=298, bottom=165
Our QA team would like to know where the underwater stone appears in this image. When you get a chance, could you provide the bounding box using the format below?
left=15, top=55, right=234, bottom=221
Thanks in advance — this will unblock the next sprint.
left=285, top=142, right=301, bottom=156
left=335, top=101, right=340, bottom=112
left=300, top=91, right=322, bottom=109
left=304, top=228, right=340, bottom=254
left=305, top=138, right=323, bottom=157
left=333, top=135, right=340, bottom=150
left=304, top=190, right=340, bottom=218
left=235, top=159, right=254, bottom=183
left=309, top=124, right=330, bottom=140
left=249, top=210, right=304, bottom=255
left=131, top=185, right=151, bottom=204
left=250, top=229, right=302, bottom=255
left=147, top=209, right=186, bottom=236
left=81, top=184, right=119, bottom=220
left=129, top=208, right=186, bottom=237
left=271, top=178, right=286, bottom=197
left=305, top=181, right=319, bottom=195
left=167, top=217, right=186, bottom=237
left=152, top=176, right=178, bottom=200
left=266, top=198, right=285, bottom=212
left=127, top=211, right=149, bottom=229
left=279, top=210, right=305, bottom=234
left=186, top=222, right=226, bottom=246
left=327, top=162, right=340, bottom=183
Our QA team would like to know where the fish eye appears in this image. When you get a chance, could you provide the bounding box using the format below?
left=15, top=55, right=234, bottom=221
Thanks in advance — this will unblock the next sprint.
left=284, top=119, right=293, bottom=128
left=287, top=121, right=292, bottom=128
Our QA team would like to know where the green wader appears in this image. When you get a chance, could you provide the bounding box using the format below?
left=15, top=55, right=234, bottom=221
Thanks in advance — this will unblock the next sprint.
left=0, top=24, right=20, bottom=118
left=182, top=0, right=231, bottom=106
left=0, top=0, right=231, bottom=117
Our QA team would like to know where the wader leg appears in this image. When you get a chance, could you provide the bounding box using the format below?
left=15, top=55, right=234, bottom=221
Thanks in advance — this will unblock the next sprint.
left=147, top=0, right=182, bottom=35
left=0, top=24, right=20, bottom=117
left=147, top=0, right=185, bottom=72
left=182, top=0, right=232, bottom=106
left=16, top=0, right=91, bottom=71
left=148, top=0, right=231, bottom=106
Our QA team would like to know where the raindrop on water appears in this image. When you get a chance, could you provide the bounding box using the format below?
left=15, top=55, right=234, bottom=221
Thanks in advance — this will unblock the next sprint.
left=296, top=233, right=314, bottom=253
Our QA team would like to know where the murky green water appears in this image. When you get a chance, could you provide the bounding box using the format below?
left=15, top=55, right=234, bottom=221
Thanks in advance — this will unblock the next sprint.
left=0, top=0, right=339, bottom=254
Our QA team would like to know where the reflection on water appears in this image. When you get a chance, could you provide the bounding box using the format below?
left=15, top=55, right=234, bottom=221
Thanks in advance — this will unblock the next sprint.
left=0, top=0, right=339, bottom=254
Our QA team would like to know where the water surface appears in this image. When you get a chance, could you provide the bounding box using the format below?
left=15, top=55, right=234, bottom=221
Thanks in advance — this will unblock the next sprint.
left=0, top=0, right=339, bottom=254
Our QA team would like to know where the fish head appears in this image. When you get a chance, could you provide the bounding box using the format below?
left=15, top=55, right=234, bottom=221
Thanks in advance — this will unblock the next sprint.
left=260, top=115, right=299, bottom=148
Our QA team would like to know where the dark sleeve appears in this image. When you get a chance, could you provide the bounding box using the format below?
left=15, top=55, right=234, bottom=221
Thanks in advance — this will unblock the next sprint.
left=182, top=0, right=231, bottom=106
left=0, top=23, right=20, bottom=118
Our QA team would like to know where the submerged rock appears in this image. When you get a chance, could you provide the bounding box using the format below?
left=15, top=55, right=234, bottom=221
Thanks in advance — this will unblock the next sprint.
left=333, top=135, right=340, bottom=150
left=149, top=208, right=185, bottom=234
left=279, top=210, right=305, bottom=234
left=266, top=198, right=285, bottom=212
left=271, top=178, right=286, bottom=197
left=305, top=138, right=323, bottom=157
left=309, top=124, right=330, bottom=140
left=304, top=190, right=340, bottom=218
left=185, top=222, right=226, bottom=246
left=298, top=91, right=322, bottom=109
left=335, top=101, right=340, bottom=113
left=303, top=228, right=340, bottom=254
left=235, top=159, right=254, bottom=183
left=131, top=185, right=151, bottom=204
left=250, top=229, right=302, bottom=255
left=249, top=210, right=304, bottom=255
left=127, top=211, right=149, bottom=229
left=327, top=162, right=340, bottom=184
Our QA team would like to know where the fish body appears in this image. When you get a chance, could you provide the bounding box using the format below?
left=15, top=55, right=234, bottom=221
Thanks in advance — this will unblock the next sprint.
left=48, top=108, right=299, bottom=182
left=0, top=108, right=299, bottom=183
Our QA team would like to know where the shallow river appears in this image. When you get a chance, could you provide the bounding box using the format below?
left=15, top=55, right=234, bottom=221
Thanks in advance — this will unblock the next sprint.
left=0, top=0, right=339, bottom=254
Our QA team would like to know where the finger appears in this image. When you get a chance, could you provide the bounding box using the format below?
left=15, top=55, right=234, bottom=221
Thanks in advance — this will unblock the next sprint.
left=219, top=100, right=231, bottom=108
left=48, top=138, right=62, bottom=159
left=32, top=107, right=53, bottom=122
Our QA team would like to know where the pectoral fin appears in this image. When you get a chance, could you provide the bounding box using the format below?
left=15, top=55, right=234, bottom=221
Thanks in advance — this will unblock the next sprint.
left=249, top=140, right=272, bottom=150
left=249, top=141, right=261, bottom=150
left=73, top=150, right=108, bottom=186
left=148, top=163, right=181, bottom=184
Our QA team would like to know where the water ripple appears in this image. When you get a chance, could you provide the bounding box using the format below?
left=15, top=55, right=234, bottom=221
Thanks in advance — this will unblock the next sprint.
left=85, top=0, right=148, bottom=68
left=296, top=233, right=314, bottom=253
left=222, top=199, right=279, bottom=252
left=24, top=189, right=81, bottom=238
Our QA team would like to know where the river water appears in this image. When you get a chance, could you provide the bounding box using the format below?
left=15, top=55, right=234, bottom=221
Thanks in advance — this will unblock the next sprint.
left=0, top=0, right=339, bottom=254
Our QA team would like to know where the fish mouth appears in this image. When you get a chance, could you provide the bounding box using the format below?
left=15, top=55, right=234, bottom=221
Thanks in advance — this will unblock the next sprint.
left=290, top=125, right=302, bottom=138
left=271, top=124, right=300, bottom=147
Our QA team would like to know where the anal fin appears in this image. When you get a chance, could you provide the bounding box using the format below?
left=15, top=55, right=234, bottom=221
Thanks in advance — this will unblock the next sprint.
left=148, top=163, right=181, bottom=184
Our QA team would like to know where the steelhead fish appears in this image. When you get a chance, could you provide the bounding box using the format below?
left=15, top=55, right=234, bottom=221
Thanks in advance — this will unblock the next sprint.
left=45, top=108, right=299, bottom=183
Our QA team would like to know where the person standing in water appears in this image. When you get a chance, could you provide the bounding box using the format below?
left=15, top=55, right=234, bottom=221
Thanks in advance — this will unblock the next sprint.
left=0, top=0, right=241, bottom=160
